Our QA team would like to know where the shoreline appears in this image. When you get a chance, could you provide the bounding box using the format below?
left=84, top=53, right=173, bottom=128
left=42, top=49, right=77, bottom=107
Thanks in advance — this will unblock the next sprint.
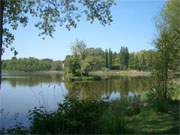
left=2, top=70, right=150, bottom=77
left=2, top=70, right=64, bottom=76
left=90, top=70, right=151, bottom=77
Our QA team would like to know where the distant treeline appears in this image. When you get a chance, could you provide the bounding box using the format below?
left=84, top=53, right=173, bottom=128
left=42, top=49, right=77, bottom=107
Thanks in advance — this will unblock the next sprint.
left=2, top=44, right=156, bottom=73
left=2, top=57, right=63, bottom=72
left=64, top=40, right=157, bottom=77
left=105, top=47, right=156, bottom=71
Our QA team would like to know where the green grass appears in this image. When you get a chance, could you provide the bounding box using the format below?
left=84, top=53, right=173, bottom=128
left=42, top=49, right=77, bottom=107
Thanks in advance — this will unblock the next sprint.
left=127, top=106, right=179, bottom=134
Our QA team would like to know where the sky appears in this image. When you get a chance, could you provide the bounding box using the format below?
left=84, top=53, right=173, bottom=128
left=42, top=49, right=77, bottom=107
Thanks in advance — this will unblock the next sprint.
left=3, top=0, right=166, bottom=61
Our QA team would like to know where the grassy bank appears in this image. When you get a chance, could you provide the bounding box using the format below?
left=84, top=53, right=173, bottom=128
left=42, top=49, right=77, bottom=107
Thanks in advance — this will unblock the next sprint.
left=127, top=103, right=180, bottom=134
left=90, top=70, right=151, bottom=77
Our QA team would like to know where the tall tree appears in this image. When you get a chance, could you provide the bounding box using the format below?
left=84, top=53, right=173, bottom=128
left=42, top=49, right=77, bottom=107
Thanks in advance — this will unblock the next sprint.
left=71, top=40, right=87, bottom=59
left=105, top=49, right=108, bottom=68
left=153, top=0, right=180, bottom=99
left=119, top=46, right=129, bottom=70
left=124, top=47, right=129, bottom=69
left=0, top=0, right=115, bottom=86
left=129, top=53, right=135, bottom=69
left=108, top=48, right=112, bottom=69
left=84, top=48, right=105, bottom=70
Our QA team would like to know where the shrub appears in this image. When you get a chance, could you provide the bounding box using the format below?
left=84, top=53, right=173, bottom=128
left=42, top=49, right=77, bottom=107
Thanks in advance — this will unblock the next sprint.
left=29, top=98, right=109, bottom=134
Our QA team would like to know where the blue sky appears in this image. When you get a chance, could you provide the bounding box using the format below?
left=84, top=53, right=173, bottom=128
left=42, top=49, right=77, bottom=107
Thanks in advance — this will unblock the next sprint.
left=3, top=0, right=166, bottom=60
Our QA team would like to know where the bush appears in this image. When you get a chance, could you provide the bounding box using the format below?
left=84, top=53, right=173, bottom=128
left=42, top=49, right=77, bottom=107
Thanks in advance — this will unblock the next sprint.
left=145, top=88, right=170, bottom=112
left=28, top=97, right=133, bottom=134
left=29, top=98, right=109, bottom=134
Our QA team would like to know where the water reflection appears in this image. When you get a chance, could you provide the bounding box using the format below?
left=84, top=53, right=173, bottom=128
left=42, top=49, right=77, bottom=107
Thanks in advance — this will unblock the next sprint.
left=2, top=73, right=63, bottom=87
left=65, top=77, right=152, bottom=100
left=1, top=73, right=152, bottom=129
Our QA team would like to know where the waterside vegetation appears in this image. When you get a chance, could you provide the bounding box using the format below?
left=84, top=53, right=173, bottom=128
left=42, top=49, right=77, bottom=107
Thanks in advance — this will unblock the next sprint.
left=0, top=0, right=180, bottom=134
left=1, top=96, right=179, bottom=134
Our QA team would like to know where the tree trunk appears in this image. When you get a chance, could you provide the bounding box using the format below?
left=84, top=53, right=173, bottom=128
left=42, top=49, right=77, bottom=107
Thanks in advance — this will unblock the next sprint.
left=164, top=43, right=169, bottom=99
left=0, top=0, right=4, bottom=88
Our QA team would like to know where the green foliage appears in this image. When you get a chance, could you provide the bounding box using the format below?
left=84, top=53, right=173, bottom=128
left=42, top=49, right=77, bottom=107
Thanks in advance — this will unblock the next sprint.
left=105, top=49, right=108, bottom=68
left=64, top=55, right=81, bottom=77
left=1, top=96, right=179, bottom=134
left=28, top=97, right=142, bottom=134
left=146, top=88, right=169, bottom=112
left=128, top=104, right=179, bottom=134
left=104, top=48, right=114, bottom=70
left=128, top=53, right=136, bottom=69
left=129, top=50, right=156, bottom=71
left=119, top=46, right=129, bottom=70
left=64, top=40, right=105, bottom=77
left=81, top=48, right=105, bottom=75
left=71, top=40, right=87, bottom=59
left=81, top=56, right=97, bottom=76
left=29, top=98, right=109, bottom=134
left=2, top=57, right=62, bottom=72
left=6, top=123, right=29, bottom=135
left=152, top=0, right=180, bottom=100
left=27, top=95, right=174, bottom=134
left=108, top=48, right=112, bottom=69
left=65, top=40, right=157, bottom=77
left=104, top=48, right=156, bottom=71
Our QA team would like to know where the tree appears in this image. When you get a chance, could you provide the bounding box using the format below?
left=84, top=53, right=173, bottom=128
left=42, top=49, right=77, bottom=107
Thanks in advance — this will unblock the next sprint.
left=68, top=41, right=106, bottom=76
left=145, top=50, right=156, bottom=71
left=153, top=0, right=180, bottom=100
left=128, top=53, right=135, bottom=69
left=2, top=57, right=63, bottom=72
left=51, top=61, right=62, bottom=71
left=71, top=40, right=87, bottom=59
left=108, top=48, right=112, bottom=69
left=64, top=55, right=81, bottom=77
left=134, top=55, right=140, bottom=70
left=112, top=52, right=120, bottom=69
left=81, top=56, right=97, bottom=76
left=137, top=51, right=147, bottom=71
left=84, top=47, right=105, bottom=70
left=128, top=50, right=156, bottom=71
left=119, top=46, right=129, bottom=70
left=124, top=47, right=129, bottom=69
left=105, top=49, right=108, bottom=68
left=0, top=0, right=115, bottom=85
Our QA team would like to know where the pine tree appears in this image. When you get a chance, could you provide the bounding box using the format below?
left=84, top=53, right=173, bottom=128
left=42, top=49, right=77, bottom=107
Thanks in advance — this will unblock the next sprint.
left=124, top=47, right=129, bottom=69
left=105, top=49, right=108, bottom=68
left=119, top=46, right=129, bottom=70
left=108, top=48, right=112, bottom=69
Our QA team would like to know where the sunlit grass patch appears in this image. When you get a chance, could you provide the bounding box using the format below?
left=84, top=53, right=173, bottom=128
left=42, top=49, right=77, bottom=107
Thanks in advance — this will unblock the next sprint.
left=128, top=106, right=180, bottom=133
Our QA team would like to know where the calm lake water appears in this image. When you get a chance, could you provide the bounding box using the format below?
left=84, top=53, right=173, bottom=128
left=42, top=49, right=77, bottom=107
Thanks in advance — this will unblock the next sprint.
left=0, top=72, right=152, bottom=129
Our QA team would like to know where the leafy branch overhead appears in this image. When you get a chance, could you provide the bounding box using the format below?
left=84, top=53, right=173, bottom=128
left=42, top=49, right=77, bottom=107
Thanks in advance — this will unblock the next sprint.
left=3, top=0, right=115, bottom=53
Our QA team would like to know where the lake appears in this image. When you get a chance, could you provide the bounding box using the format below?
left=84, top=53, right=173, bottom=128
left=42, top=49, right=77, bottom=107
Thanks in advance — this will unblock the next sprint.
left=0, top=72, right=152, bottom=129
